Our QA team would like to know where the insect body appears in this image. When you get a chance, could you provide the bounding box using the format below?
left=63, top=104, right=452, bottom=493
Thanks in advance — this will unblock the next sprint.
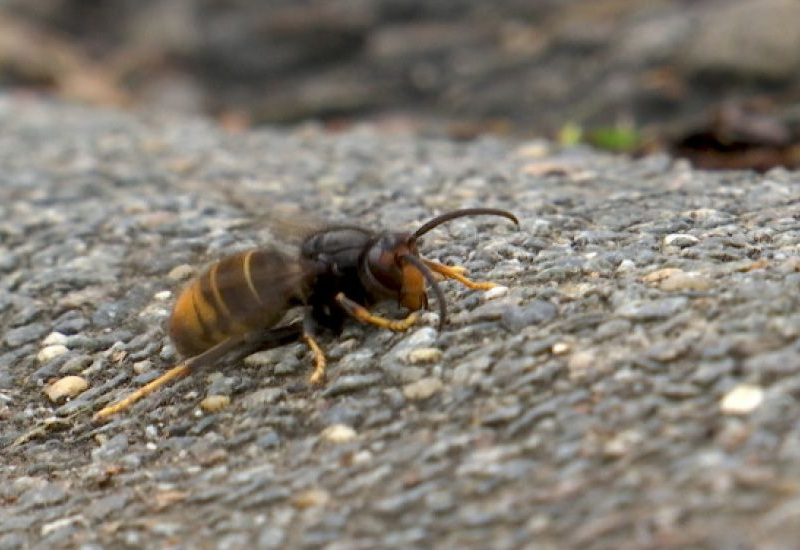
left=94, top=208, right=518, bottom=421
left=168, top=249, right=310, bottom=358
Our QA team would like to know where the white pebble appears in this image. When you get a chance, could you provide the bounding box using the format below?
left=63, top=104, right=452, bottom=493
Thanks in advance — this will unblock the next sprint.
left=551, top=342, right=570, bottom=355
left=321, top=424, right=357, bottom=443
left=154, top=290, right=172, bottom=301
left=42, top=332, right=69, bottom=347
left=352, top=450, right=373, bottom=465
left=720, top=384, right=764, bottom=415
left=664, top=234, right=699, bottom=247
left=38, top=345, right=69, bottom=363
left=484, top=286, right=509, bottom=300
left=616, top=259, right=636, bottom=272
left=132, top=360, right=153, bottom=374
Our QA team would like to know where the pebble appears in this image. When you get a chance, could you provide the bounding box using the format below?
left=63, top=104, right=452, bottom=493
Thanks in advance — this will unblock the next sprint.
left=720, top=384, right=764, bottom=415
left=257, top=527, right=286, bottom=549
left=406, top=347, right=442, bottom=364
left=616, top=297, right=689, bottom=321
left=595, top=319, right=632, bottom=340
left=663, top=234, right=699, bottom=247
left=52, top=310, right=89, bottom=334
left=566, top=350, right=595, bottom=380
left=322, top=373, right=383, bottom=396
left=743, top=347, right=800, bottom=380
left=642, top=268, right=683, bottom=284
left=92, top=434, right=129, bottom=462
left=402, top=377, right=444, bottom=400
left=58, top=355, right=92, bottom=375
left=5, top=323, right=49, bottom=347
left=132, top=359, right=153, bottom=374
left=484, top=285, right=509, bottom=300
left=395, top=365, right=426, bottom=383
left=244, top=348, right=286, bottom=368
left=352, top=449, right=373, bottom=465
left=778, top=256, right=800, bottom=273
left=167, top=264, right=194, bottom=280
left=616, top=259, right=636, bottom=272
left=41, top=332, right=69, bottom=347
left=321, top=424, right=357, bottom=443
left=501, top=300, right=558, bottom=332
left=43, top=376, right=89, bottom=402
left=658, top=271, right=713, bottom=291
left=37, top=345, right=70, bottom=364
left=242, top=388, right=284, bottom=410
left=380, top=327, right=438, bottom=375
left=291, top=488, right=330, bottom=509
left=256, top=430, right=281, bottom=449
left=603, top=430, right=643, bottom=458
left=451, top=355, right=493, bottom=386
left=551, top=342, right=571, bottom=355
left=200, top=395, right=231, bottom=413
left=18, top=482, right=68, bottom=509
left=40, top=516, right=87, bottom=537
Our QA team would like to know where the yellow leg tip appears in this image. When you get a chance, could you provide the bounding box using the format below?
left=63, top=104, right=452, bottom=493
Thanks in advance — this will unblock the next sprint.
left=423, top=259, right=500, bottom=291
left=304, top=334, right=327, bottom=385
left=336, top=293, right=419, bottom=332
left=92, top=363, right=191, bottom=422
left=387, top=311, right=420, bottom=331
left=474, top=281, right=500, bottom=290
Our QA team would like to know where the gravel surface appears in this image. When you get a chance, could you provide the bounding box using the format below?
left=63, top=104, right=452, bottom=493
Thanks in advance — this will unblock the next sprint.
left=2, top=96, right=800, bottom=549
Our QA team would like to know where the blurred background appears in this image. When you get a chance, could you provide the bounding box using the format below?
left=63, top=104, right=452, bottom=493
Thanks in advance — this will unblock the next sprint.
left=1, top=0, right=799, bottom=170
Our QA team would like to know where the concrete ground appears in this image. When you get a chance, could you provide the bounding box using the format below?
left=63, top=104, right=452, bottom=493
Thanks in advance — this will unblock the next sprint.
left=2, top=97, right=800, bottom=548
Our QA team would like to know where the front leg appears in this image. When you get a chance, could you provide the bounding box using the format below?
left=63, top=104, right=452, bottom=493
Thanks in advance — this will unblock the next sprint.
left=423, top=259, right=500, bottom=290
left=335, top=292, right=419, bottom=331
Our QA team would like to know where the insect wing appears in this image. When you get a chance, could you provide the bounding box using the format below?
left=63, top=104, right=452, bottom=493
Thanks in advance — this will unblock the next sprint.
left=207, top=248, right=313, bottom=329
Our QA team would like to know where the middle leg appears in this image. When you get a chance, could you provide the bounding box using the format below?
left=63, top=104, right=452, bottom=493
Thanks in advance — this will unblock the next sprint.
left=335, top=292, right=419, bottom=331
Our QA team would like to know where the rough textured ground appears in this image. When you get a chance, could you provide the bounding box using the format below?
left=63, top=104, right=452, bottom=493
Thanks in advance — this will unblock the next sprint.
left=2, top=97, right=800, bottom=549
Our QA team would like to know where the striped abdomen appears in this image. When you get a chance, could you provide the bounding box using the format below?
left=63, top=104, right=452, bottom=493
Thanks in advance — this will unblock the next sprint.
left=168, top=249, right=307, bottom=357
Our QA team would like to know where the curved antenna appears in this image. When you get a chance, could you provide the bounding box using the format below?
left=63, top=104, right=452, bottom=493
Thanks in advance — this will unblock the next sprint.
left=413, top=208, right=519, bottom=240
left=402, top=254, right=447, bottom=331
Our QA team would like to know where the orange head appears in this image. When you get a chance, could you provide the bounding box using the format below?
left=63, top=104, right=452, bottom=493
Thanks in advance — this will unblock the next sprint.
left=358, top=208, right=519, bottom=330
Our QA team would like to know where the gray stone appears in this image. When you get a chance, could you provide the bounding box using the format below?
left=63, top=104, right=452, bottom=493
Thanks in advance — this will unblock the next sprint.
left=616, top=297, right=689, bottom=321
left=501, top=300, right=558, bottom=332
left=4, top=323, right=49, bottom=347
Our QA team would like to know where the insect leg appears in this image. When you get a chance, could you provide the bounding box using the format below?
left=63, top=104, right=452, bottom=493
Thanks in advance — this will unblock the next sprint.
left=335, top=292, right=419, bottom=331
left=422, top=259, right=500, bottom=290
left=303, top=313, right=327, bottom=385
left=92, top=361, right=193, bottom=422
left=93, top=323, right=303, bottom=422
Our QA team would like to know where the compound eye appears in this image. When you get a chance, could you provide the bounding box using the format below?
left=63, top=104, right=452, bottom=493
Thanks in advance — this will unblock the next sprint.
left=367, top=243, right=403, bottom=291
